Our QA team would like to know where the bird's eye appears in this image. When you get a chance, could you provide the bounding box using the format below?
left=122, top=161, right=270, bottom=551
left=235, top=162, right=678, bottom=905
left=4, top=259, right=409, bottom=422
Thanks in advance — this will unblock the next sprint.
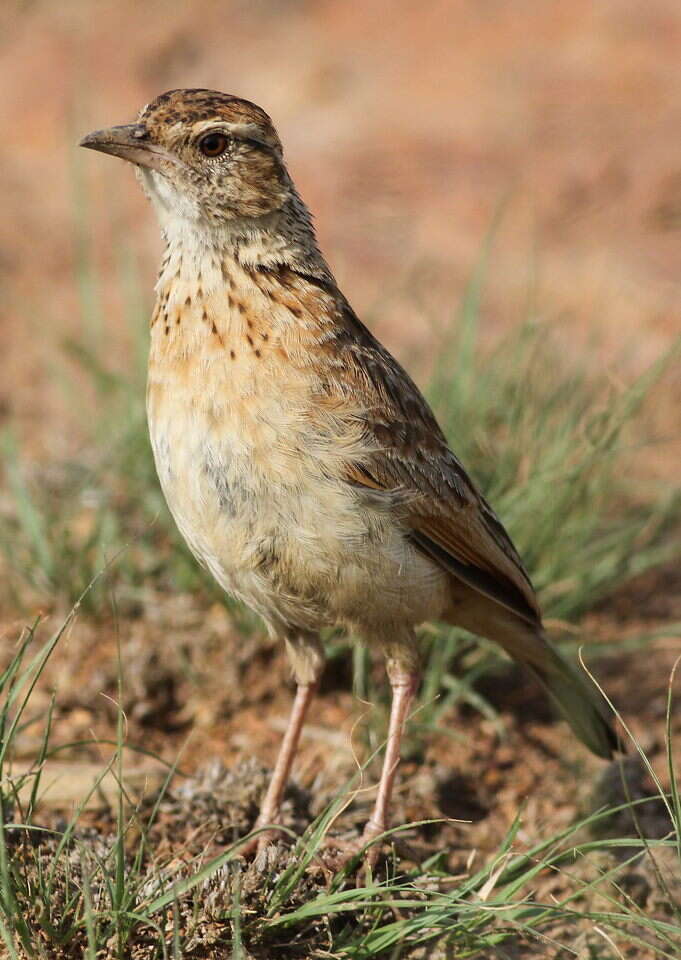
left=198, top=132, right=229, bottom=158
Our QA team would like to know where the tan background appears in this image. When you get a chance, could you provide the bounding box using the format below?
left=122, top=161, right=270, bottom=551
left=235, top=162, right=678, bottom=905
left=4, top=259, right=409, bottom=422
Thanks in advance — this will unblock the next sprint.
left=1, top=0, right=679, bottom=469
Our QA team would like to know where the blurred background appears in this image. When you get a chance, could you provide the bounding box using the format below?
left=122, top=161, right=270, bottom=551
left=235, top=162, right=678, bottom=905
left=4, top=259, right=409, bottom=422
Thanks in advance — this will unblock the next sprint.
left=1, top=2, right=680, bottom=955
left=2, top=0, right=680, bottom=466
left=2, top=0, right=680, bottom=735
left=2, top=0, right=681, bottom=793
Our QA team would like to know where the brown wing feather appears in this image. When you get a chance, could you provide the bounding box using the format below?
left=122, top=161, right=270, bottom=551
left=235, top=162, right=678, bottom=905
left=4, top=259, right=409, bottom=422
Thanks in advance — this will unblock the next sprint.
left=310, top=284, right=541, bottom=627
left=255, top=264, right=541, bottom=627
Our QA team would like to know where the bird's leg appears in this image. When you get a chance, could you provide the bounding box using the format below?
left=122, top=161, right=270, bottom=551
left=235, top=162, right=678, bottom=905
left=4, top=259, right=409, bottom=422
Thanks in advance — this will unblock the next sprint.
left=249, top=632, right=324, bottom=852
left=324, top=637, right=420, bottom=868
left=255, top=681, right=317, bottom=835
left=361, top=656, right=420, bottom=847
left=350, top=644, right=420, bottom=868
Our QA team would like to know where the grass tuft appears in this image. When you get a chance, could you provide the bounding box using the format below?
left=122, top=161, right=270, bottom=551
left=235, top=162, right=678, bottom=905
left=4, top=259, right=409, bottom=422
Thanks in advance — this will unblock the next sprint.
left=0, top=611, right=679, bottom=958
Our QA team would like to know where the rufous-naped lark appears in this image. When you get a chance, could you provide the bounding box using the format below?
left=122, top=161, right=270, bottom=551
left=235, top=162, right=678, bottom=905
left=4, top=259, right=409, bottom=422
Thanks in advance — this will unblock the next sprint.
left=81, top=89, right=616, bottom=861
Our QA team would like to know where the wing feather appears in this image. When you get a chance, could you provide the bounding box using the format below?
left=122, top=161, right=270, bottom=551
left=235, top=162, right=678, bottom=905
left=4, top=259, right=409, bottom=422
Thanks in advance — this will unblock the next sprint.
left=323, top=292, right=541, bottom=628
left=260, top=265, right=542, bottom=628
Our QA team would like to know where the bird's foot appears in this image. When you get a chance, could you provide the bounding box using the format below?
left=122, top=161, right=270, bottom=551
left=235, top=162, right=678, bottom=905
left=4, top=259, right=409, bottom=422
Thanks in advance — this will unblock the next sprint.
left=320, top=819, right=385, bottom=872
left=236, top=809, right=288, bottom=860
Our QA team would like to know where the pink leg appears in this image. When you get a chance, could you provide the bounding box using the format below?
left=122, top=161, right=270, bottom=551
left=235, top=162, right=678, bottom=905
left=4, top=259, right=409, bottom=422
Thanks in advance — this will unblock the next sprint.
left=322, top=656, right=419, bottom=868
left=255, top=679, right=317, bottom=835
left=248, top=631, right=324, bottom=852
left=362, top=663, right=419, bottom=843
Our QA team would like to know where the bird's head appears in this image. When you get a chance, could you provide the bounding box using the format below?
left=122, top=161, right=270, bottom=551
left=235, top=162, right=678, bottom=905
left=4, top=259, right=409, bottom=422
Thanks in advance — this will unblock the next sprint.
left=80, top=89, right=291, bottom=232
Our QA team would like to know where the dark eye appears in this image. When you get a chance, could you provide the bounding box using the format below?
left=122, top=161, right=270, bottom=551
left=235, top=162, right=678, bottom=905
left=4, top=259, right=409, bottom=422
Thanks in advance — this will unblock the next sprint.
left=198, top=132, right=229, bottom=158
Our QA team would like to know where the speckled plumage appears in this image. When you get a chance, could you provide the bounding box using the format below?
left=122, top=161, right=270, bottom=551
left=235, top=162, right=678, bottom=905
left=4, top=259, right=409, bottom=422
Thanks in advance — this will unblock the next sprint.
left=81, top=90, right=616, bottom=857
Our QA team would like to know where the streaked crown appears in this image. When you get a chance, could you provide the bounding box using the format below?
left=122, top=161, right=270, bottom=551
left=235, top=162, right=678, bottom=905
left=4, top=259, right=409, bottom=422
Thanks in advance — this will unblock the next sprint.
left=138, top=88, right=283, bottom=159
left=81, top=88, right=291, bottom=225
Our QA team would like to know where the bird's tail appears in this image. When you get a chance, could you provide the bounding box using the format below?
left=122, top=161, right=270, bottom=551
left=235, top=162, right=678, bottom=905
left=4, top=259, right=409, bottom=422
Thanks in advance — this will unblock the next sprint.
left=444, top=590, right=619, bottom=758
left=527, top=642, right=618, bottom=759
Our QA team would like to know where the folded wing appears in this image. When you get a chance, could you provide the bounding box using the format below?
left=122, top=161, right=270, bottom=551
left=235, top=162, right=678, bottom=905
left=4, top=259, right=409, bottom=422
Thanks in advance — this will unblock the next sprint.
left=311, top=290, right=542, bottom=628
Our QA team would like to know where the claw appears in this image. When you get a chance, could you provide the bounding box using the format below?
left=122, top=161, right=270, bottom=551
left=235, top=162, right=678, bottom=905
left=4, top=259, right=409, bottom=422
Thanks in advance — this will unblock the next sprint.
left=234, top=817, right=288, bottom=861
left=320, top=822, right=385, bottom=872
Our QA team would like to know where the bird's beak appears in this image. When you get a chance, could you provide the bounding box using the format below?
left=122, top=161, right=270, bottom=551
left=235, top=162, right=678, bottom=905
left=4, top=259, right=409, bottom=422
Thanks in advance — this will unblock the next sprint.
left=79, top=123, right=172, bottom=173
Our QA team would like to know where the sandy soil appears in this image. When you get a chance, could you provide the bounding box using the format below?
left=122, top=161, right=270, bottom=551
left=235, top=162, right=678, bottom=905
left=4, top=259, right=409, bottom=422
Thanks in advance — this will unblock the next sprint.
left=3, top=577, right=680, bottom=956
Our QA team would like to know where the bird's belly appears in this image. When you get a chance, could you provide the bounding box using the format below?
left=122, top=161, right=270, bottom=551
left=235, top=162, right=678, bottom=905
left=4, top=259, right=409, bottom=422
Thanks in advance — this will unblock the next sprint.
left=146, top=387, right=292, bottom=609
left=146, top=367, right=448, bottom=635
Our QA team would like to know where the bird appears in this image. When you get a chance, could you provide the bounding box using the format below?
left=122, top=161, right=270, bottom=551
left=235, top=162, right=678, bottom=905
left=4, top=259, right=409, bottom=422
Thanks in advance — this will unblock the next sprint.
left=80, top=88, right=617, bottom=861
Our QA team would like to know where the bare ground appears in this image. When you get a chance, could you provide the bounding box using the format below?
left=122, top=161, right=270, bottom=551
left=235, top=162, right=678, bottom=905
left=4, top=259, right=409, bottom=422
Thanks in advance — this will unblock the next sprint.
left=2, top=562, right=680, bottom=956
